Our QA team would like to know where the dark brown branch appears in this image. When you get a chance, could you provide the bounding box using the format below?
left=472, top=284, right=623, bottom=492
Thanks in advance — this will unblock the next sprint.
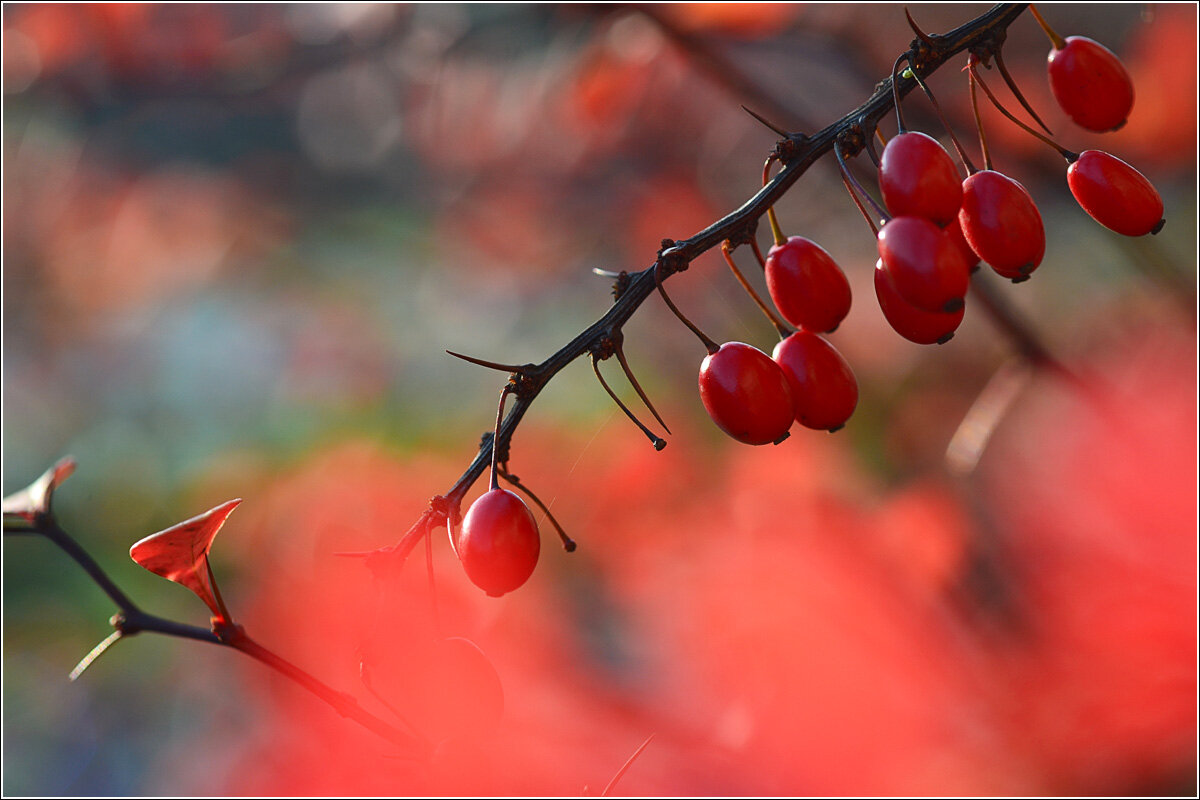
left=412, top=5, right=1030, bottom=552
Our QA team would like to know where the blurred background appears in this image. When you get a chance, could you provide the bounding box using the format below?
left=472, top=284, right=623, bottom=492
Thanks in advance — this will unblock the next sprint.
left=3, top=3, right=1196, bottom=795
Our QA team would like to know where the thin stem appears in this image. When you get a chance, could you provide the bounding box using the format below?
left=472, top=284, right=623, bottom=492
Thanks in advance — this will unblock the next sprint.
left=969, top=59, right=1077, bottom=162
left=1028, top=4, right=1067, bottom=50
left=232, top=633, right=421, bottom=750
left=835, top=139, right=889, bottom=226
left=841, top=174, right=880, bottom=237
left=762, top=156, right=786, bottom=246
left=749, top=238, right=769, bottom=270
left=592, top=354, right=667, bottom=451
left=205, top=556, right=233, bottom=625
left=904, top=54, right=977, bottom=174
left=37, top=518, right=141, bottom=614
left=497, top=468, right=576, bottom=552
left=968, top=58, right=992, bottom=172
left=892, top=52, right=911, bottom=132
left=721, top=241, right=791, bottom=339
left=995, top=49, right=1052, bottom=135
left=614, top=342, right=671, bottom=435
left=69, top=629, right=125, bottom=681
left=489, top=386, right=511, bottom=491
left=655, top=263, right=719, bottom=354
left=602, top=734, right=656, bottom=797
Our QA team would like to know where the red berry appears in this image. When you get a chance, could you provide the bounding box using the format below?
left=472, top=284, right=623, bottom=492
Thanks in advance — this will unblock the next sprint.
left=876, top=216, right=970, bottom=313
left=878, top=131, right=964, bottom=226
left=772, top=331, right=857, bottom=432
left=959, top=170, right=1046, bottom=282
left=873, top=259, right=964, bottom=345
left=1067, top=150, right=1165, bottom=237
left=764, top=236, right=852, bottom=333
left=1048, top=36, right=1134, bottom=133
left=944, top=215, right=981, bottom=274
left=699, top=342, right=794, bottom=445
left=456, top=488, right=540, bottom=597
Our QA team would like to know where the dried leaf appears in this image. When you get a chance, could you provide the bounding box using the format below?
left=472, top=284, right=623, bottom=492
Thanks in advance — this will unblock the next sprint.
left=129, top=499, right=241, bottom=621
left=2, top=457, right=77, bottom=523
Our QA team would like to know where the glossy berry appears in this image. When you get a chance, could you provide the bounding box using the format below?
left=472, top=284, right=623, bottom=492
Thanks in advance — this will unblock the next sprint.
left=879, top=131, right=964, bottom=227
left=1048, top=36, right=1134, bottom=133
left=1067, top=150, right=1164, bottom=237
left=876, top=216, right=970, bottom=313
left=699, top=342, right=794, bottom=445
left=764, top=236, right=852, bottom=333
left=944, top=215, right=980, bottom=274
left=456, top=488, right=540, bottom=597
left=874, top=259, right=964, bottom=345
left=959, top=170, right=1046, bottom=282
left=772, top=331, right=857, bottom=432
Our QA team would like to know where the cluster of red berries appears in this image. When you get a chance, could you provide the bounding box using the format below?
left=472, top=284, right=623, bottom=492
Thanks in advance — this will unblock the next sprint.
left=452, top=8, right=1166, bottom=600
left=695, top=208, right=858, bottom=447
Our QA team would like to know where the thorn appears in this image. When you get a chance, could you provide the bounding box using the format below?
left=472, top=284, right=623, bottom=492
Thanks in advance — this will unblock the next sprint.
left=592, top=354, right=668, bottom=450
left=741, top=105, right=790, bottom=137
left=904, top=7, right=936, bottom=46
left=592, top=268, right=622, bottom=278
left=498, top=469, right=576, bottom=552
left=615, top=342, right=671, bottom=435
left=446, top=350, right=527, bottom=373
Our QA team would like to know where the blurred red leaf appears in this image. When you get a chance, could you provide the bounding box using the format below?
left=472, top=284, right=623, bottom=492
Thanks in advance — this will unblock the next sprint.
left=129, top=498, right=242, bottom=622
left=2, top=457, right=77, bottom=523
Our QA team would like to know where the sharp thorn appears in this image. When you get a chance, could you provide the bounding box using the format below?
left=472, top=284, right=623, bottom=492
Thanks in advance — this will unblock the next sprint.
left=445, top=350, right=526, bottom=373
left=904, top=7, right=936, bottom=46
left=592, top=355, right=668, bottom=448
left=615, top=343, right=672, bottom=435
left=741, top=105, right=790, bottom=137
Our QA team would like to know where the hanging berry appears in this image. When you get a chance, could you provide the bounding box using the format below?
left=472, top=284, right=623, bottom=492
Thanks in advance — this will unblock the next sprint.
left=698, top=342, right=795, bottom=445
left=772, top=331, right=857, bottom=432
left=1031, top=7, right=1134, bottom=133
left=878, top=131, right=964, bottom=227
left=877, top=216, right=971, bottom=313
left=456, top=488, right=540, bottom=597
left=874, top=260, right=964, bottom=345
left=959, top=170, right=1046, bottom=282
left=1067, top=150, right=1165, bottom=237
left=764, top=236, right=852, bottom=334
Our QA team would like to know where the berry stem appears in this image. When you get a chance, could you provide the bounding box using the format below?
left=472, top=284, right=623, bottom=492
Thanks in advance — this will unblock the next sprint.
left=902, top=53, right=978, bottom=175
left=835, top=139, right=889, bottom=228
left=655, top=263, right=720, bottom=354
left=489, top=386, right=512, bottom=491
left=614, top=340, right=671, bottom=435
left=995, top=48, right=1053, bottom=135
left=592, top=353, right=667, bottom=450
left=891, top=52, right=911, bottom=132
left=969, top=57, right=1078, bottom=162
left=497, top=468, right=576, bottom=551
left=841, top=174, right=879, bottom=237
left=1029, top=4, right=1067, bottom=50
left=967, top=57, right=991, bottom=172
left=762, top=156, right=787, bottom=247
left=721, top=241, right=792, bottom=339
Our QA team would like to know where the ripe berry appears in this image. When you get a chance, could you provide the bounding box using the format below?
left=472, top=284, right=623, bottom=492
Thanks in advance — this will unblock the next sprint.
left=944, top=216, right=980, bottom=274
left=764, top=236, right=852, bottom=334
left=1067, top=150, right=1165, bottom=237
left=874, top=259, right=964, bottom=345
left=959, top=170, right=1046, bottom=282
left=699, top=342, right=794, bottom=445
left=772, top=331, right=857, bottom=432
left=456, top=489, right=540, bottom=597
left=878, top=131, right=964, bottom=226
left=1047, top=36, right=1134, bottom=133
left=876, top=216, right=970, bottom=313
